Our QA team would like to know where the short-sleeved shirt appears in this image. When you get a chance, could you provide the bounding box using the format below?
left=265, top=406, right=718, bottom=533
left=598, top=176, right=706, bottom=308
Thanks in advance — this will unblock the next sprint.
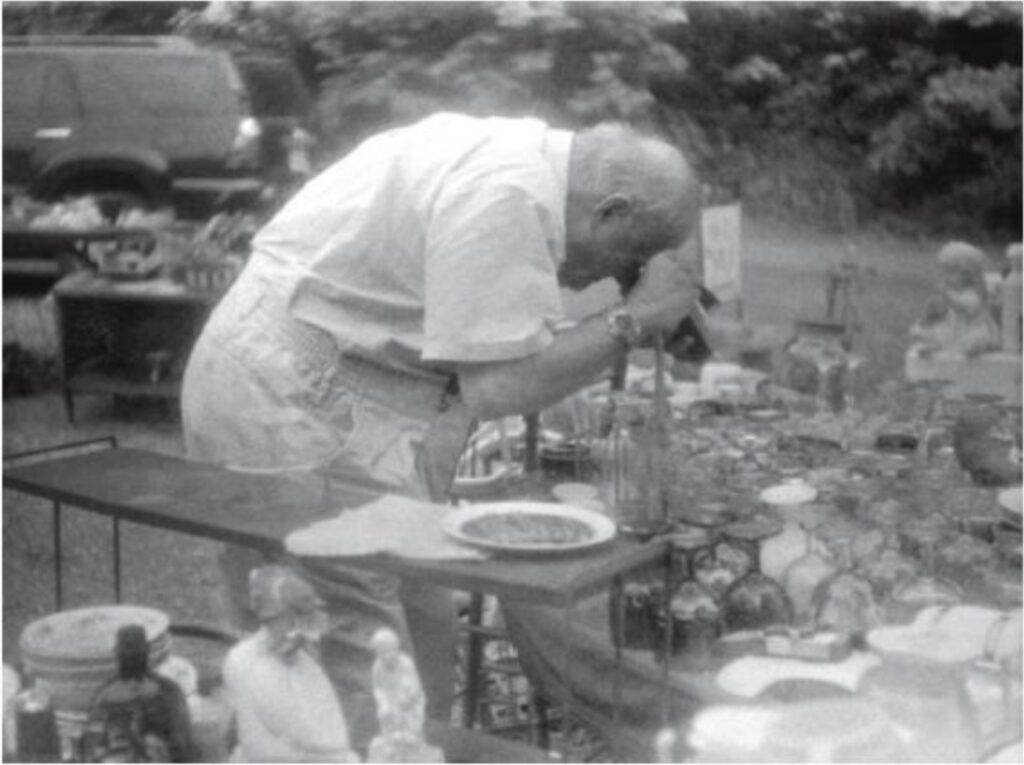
left=251, top=112, right=573, bottom=383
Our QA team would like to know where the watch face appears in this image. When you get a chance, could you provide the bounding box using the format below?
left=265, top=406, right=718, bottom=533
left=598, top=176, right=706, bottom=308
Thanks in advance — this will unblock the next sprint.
left=609, top=308, right=642, bottom=345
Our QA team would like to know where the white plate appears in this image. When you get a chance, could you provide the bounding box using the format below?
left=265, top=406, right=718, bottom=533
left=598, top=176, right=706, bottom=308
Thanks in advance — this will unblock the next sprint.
left=866, top=622, right=988, bottom=664
left=760, top=481, right=818, bottom=506
left=442, top=502, right=616, bottom=554
left=997, top=487, right=1022, bottom=523
left=551, top=482, right=600, bottom=504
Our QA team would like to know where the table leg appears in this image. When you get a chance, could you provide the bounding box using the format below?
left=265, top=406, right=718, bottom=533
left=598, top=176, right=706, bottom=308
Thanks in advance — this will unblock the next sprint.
left=660, top=547, right=673, bottom=726
left=112, top=517, right=122, bottom=603
left=531, top=691, right=550, bottom=750
left=462, top=592, right=485, bottom=729
left=611, top=574, right=624, bottom=727
left=53, top=294, right=74, bottom=424
left=52, top=501, right=63, bottom=610
left=560, top=606, right=576, bottom=762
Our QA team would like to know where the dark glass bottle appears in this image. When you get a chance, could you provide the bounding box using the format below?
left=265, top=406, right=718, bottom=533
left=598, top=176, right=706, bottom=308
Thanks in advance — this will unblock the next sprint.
left=84, top=625, right=195, bottom=763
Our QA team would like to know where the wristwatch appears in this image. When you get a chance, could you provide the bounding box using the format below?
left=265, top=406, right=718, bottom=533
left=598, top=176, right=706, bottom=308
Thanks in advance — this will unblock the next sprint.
left=605, top=305, right=644, bottom=348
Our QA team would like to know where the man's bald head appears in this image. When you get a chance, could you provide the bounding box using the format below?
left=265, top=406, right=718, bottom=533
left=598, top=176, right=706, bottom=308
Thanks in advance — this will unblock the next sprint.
left=561, top=123, right=700, bottom=289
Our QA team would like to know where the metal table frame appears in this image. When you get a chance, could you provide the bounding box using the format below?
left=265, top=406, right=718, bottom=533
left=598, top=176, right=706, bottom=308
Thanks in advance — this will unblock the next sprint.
left=3, top=441, right=671, bottom=760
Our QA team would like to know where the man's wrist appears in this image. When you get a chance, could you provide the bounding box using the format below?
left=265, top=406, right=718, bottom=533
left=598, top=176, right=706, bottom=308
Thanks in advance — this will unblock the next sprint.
left=604, top=305, right=644, bottom=348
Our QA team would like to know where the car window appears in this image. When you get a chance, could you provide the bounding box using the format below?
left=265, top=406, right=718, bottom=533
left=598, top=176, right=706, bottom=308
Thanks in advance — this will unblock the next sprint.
left=235, top=59, right=311, bottom=117
left=3, top=55, right=48, bottom=118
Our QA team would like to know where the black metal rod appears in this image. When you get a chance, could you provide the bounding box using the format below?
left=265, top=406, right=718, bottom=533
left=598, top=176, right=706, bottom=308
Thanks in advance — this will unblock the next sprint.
left=661, top=546, right=673, bottom=726
left=611, top=574, right=624, bottom=726
left=112, top=517, right=122, bottom=603
left=462, top=593, right=486, bottom=729
left=523, top=414, right=540, bottom=473
left=560, top=606, right=576, bottom=762
left=3, top=436, right=118, bottom=465
left=53, top=501, right=63, bottom=611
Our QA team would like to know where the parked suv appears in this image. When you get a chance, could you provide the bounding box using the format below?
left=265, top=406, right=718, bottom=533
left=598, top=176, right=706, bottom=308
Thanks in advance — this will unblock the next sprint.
left=3, top=35, right=265, bottom=219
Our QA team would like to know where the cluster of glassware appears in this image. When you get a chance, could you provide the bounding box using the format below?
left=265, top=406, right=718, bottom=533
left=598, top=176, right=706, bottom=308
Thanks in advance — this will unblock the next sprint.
left=601, top=377, right=1021, bottom=666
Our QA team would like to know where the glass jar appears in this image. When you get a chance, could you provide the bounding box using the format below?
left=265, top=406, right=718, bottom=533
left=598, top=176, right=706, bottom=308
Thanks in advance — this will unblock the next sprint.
left=608, top=571, right=662, bottom=652
left=668, top=582, right=721, bottom=669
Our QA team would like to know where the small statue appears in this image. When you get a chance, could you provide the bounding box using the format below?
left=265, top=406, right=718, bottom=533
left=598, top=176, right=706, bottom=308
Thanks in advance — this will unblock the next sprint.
left=366, top=629, right=442, bottom=763
left=910, top=241, right=1000, bottom=358
left=222, top=565, right=358, bottom=763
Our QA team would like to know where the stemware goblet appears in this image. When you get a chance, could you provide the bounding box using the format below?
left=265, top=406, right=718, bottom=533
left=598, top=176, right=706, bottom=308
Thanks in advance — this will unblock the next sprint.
left=720, top=515, right=794, bottom=632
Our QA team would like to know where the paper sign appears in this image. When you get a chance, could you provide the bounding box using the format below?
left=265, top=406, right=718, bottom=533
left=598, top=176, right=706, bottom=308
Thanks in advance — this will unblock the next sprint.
left=701, top=204, right=743, bottom=302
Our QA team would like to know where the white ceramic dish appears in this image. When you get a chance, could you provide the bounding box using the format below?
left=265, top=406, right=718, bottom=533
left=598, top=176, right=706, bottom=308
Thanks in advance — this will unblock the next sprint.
left=442, top=502, right=616, bottom=554
left=997, top=487, right=1022, bottom=526
left=760, top=481, right=818, bottom=506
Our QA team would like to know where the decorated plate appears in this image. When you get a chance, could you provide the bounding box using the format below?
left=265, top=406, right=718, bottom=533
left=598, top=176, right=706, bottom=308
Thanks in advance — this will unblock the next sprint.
left=442, top=502, right=616, bottom=554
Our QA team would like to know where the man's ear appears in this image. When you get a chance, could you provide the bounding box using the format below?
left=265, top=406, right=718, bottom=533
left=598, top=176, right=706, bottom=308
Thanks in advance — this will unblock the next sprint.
left=593, top=193, right=633, bottom=225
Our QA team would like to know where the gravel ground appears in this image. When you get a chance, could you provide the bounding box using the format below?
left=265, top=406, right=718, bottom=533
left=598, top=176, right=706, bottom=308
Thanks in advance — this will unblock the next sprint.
left=3, top=395, right=228, bottom=668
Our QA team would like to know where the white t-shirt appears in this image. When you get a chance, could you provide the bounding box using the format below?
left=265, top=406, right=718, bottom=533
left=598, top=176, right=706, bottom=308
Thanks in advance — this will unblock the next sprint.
left=252, top=112, right=572, bottom=379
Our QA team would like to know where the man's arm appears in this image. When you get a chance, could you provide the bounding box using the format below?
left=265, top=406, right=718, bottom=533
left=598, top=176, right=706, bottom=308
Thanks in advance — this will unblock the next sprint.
left=457, top=250, right=700, bottom=420
left=457, top=311, right=625, bottom=421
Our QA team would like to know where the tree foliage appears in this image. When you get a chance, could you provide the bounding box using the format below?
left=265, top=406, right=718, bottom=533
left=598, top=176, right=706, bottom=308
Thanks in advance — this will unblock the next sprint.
left=5, top=1, right=1021, bottom=236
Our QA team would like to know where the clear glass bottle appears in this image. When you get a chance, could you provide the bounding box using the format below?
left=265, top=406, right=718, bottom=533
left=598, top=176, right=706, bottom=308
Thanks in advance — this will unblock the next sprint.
left=598, top=404, right=669, bottom=539
left=782, top=518, right=839, bottom=626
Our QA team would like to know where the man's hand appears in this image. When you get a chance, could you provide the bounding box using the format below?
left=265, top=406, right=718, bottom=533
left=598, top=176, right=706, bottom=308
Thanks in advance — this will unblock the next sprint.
left=623, top=250, right=701, bottom=343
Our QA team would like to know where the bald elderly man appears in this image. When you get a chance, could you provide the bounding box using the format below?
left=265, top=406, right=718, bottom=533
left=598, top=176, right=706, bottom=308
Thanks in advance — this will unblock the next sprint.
left=182, top=112, right=701, bottom=750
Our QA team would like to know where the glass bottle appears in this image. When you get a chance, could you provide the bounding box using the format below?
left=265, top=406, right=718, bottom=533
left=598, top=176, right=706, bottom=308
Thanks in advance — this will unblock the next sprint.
left=759, top=483, right=820, bottom=582
left=781, top=517, right=839, bottom=626
left=668, top=582, right=721, bottom=669
left=188, top=675, right=232, bottom=763
left=599, top=410, right=669, bottom=539
left=811, top=530, right=881, bottom=636
left=84, top=625, right=195, bottom=763
left=12, top=682, right=60, bottom=763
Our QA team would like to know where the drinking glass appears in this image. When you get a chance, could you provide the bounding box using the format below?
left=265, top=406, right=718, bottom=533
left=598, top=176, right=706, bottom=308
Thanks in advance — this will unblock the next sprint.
left=811, top=527, right=881, bottom=635
left=720, top=516, right=794, bottom=632
left=889, top=520, right=963, bottom=624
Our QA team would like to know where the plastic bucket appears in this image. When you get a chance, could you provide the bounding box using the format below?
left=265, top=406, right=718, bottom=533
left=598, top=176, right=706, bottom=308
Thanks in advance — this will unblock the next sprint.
left=19, top=605, right=171, bottom=716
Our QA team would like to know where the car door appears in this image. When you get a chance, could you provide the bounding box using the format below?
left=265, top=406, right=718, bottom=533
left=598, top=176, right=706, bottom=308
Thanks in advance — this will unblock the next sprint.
left=3, top=53, right=49, bottom=190
left=2, top=51, right=82, bottom=193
